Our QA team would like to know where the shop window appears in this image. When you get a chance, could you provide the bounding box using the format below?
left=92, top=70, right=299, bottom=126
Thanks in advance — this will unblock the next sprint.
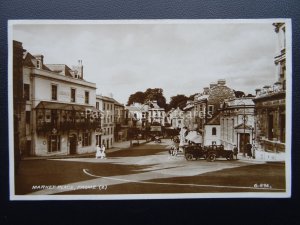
left=280, top=114, right=285, bottom=143
left=48, top=135, right=61, bottom=152
left=268, top=114, right=274, bottom=140
left=26, top=111, right=31, bottom=124
left=51, top=109, right=58, bottom=125
left=82, top=132, right=91, bottom=146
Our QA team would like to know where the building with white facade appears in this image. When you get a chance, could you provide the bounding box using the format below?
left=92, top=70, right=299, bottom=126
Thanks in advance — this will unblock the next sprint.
left=113, top=99, right=128, bottom=142
left=219, top=97, right=255, bottom=154
left=147, top=100, right=166, bottom=126
left=167, top=107, right=184, bottom=129
left=13, top=41, right=100, bottom=157
left=125, top=100, right=166, bottom=128
left=96, top=95, right=115, bottom=149
left=182, top=100, right=196, bottom=130
left=203, top=113, right=221, bottom=146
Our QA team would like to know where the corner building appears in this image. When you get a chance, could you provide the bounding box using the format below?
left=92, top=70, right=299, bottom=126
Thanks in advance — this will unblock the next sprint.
left=13, top=41, right=100, bottom=157
left=253, top=23, right=286, bottom=160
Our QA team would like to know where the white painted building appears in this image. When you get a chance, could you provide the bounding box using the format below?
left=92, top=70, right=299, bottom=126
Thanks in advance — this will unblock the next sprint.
left=167, top=107, right=184, bottom=129
left=203, top=113, right=221, bottom=146
left=96, top=95, right=115, bottom=149
left=219, top=97, right=255, bottom=153
left=16, top=42, right=100, bottom=157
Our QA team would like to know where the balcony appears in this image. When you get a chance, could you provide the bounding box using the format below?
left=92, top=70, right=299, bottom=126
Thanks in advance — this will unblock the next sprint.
left=37, top=120, right=101, bottom=133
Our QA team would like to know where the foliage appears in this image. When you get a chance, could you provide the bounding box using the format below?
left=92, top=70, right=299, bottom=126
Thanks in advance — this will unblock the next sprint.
left=234, top=90, right=246, bottom=98
left=167, top=94, right=189, bottom=111
left=127, top=88, right=167, bottom=109
left=127, top=91, right=145, bottom=106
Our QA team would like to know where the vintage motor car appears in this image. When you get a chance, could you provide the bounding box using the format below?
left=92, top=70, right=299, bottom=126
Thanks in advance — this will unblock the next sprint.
left=184, top=144, right=234, bottom=162
left=203, top=145, right=234, bottom=162
left=184, top=144, right=207, bottom=160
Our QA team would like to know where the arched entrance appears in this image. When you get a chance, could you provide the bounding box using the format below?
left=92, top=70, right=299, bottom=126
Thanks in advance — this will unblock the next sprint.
left=69, top=134, right=77, bottom=155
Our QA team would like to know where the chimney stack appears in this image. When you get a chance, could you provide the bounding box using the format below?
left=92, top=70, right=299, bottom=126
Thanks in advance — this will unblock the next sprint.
left=203, top=87, right=209, bottom=94
left=217, top=79, right=226, bottom=86
left=78, top=60, right=83, bottom=79
left=209, top=82, right=217, bottom=89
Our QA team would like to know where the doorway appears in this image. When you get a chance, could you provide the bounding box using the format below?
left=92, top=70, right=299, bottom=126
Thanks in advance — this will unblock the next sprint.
left=69, top=134, right=77, bottom=155
left=239, top=133, right=250, bottom=154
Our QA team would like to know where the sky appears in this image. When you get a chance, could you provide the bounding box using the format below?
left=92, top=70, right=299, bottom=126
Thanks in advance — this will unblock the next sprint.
left=12, top=20, right=280, bottom=104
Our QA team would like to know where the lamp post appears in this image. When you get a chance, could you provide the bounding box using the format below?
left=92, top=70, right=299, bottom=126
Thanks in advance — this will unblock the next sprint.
left=238, top=99, right=246, bottom=157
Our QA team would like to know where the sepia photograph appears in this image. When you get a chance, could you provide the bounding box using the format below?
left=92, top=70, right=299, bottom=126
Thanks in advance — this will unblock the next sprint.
left=8, top=19, right=291, bottom=200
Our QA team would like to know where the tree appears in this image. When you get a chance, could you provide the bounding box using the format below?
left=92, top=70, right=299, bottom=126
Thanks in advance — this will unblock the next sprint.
left=127, top=91, right=145, bottom=106
left=234, top=90, right=245, bottom=98
left=144, top=88, right=167, bottom=109
left=168, top=94, right=189, bottom=111
left=188, top=93, right=197, bottom=100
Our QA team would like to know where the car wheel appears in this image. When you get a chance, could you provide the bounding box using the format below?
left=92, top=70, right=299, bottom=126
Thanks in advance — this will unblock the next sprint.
left=226, top=153, right=233, bottom=160
left=185, top=154, right=193, bottom=161
left=207, top=153, right=216, bottom=162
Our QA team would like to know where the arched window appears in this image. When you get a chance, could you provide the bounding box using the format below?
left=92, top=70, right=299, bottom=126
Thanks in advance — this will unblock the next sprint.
left=212, top=127, right=217, bottom=135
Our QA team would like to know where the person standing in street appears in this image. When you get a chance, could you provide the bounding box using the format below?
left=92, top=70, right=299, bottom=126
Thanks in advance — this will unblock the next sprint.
left=95, top=145, right=101, bottom=159
left=246, top=143, right=253, bottom=159
left=233, top=145, right=238, bottom=160
left=101, top=144, right=106, bottom=159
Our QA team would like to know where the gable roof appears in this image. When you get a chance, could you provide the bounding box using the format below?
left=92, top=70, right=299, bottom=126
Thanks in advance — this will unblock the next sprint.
left=206, top=112, right=220, bottom=125
left=46, top=64, right=73, bottom=77
left=23, top=52, right=52, bottom=71
left=234, top=123, right=253, bottom=130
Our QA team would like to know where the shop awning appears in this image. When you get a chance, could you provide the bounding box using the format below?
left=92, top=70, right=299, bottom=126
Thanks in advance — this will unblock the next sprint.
left=35, top=101, right=103, bottom=113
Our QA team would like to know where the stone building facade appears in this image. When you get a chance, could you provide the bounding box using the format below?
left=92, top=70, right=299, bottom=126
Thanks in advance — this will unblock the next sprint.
left=193, top=79, right=236, bottom=140
left=252, top=23, right=286, bottom=161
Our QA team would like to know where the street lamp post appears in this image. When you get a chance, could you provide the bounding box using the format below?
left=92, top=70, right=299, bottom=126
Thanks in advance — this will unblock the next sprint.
left=238, top=99, right=246, bottom=157
left=243, top=104, right=246, bottom=157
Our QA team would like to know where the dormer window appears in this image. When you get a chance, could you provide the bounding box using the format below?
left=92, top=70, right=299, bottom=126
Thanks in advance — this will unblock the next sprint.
left=37, top=60, right=41, bottom=69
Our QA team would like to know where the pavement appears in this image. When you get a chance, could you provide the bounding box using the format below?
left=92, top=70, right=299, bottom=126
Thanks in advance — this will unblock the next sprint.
left=21, top=139, right=150, bottom=160
left=20, top=139, right=284, bottom=164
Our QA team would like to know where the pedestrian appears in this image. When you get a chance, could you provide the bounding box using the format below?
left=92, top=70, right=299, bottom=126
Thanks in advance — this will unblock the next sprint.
left=95, top=145, right=101, bottom=159
left=101, top=144, right=106, bottom=159
left=246, top=143, right=252, bottom=159
left=233, top=145, right=238, bottom=160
